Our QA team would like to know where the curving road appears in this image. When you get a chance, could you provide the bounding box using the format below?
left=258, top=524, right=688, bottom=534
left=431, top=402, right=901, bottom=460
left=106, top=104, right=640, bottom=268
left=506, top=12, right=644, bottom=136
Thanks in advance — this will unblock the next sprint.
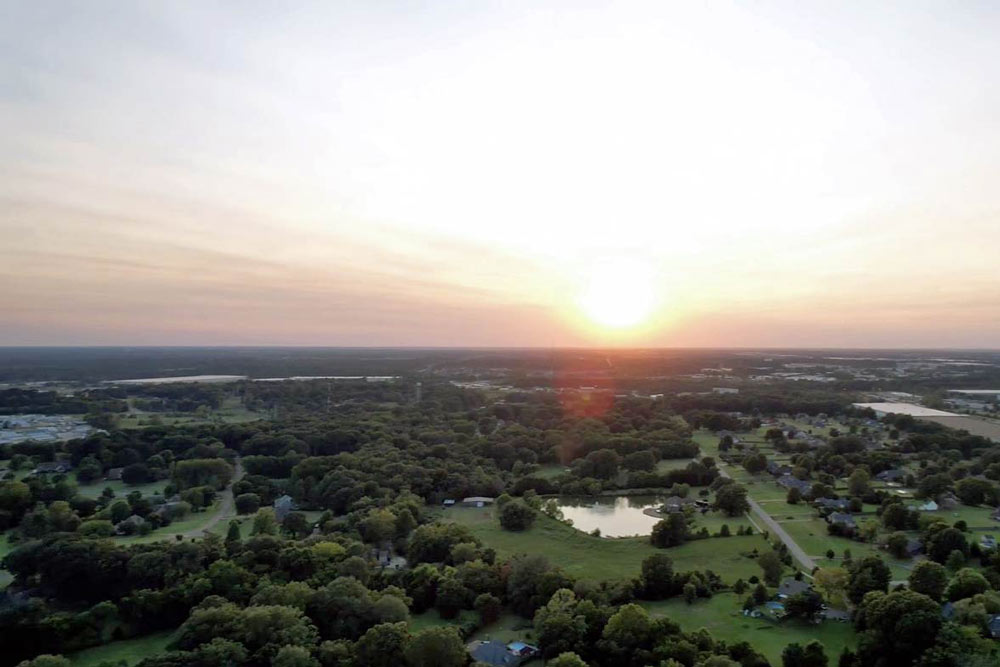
left=180, top=457, right=244, bottom=539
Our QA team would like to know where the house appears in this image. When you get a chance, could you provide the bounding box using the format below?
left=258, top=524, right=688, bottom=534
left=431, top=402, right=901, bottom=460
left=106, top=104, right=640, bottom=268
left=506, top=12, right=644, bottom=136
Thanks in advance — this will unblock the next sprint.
left=988, top=615, right=1000, bottom=639
left=767, top=461, right=792, bottom=477
left=467, top=640, right=538, bottom=666
left=32, top=461, right=72, bottom=475
left=938, top=493, right=959, bottom=510
left=115, top=515, right=146, bottom=535
left=905, top=539, right=923, bottom=557
left=662, top=496, right=696, bottom=513
left=981, top=535, right=998, bottom=550
left=876, top=469, right=905, bottom=483
left=273, top=495, right=297, bottom=522
left=823, top=608, right=850, bottom=622
left=777, top=475, right=812, bottom=493
left=911, top=500, right=939, bottom=512
left=778, top=578, right=812, bottom=598
left=827, top=512, right=856, bottom=530
left=461, top=497, right=495, bottom=507
left=105, top=467, right=124, bottom=481
left=814, top=497, right=850, bottom=512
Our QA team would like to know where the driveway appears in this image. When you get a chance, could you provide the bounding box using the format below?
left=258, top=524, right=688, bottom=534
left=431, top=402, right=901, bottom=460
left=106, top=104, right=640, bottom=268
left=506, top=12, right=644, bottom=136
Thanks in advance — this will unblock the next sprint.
left=714, top=460, right=817, bottom=572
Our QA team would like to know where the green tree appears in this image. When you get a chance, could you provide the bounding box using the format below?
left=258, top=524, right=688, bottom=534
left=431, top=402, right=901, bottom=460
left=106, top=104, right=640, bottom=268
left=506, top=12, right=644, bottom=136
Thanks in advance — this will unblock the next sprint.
left=713, top=484, right=750, bottom=517
left=640, top=553, right=674, bottom=598
left=547, top=653, right=588, bottom=667
left=272, top=645, right=320, bottom=667
left=786, top=487, right=802, bottom=504
left=847, top=468, right=871, bottom=498
left=758, top=550, right=783, bottom=587
left=235, top=493, right=261, bottom=515
left=404, top=626, right=467, bottom=667
left=847, top=556, right=890, bottom=604
left=226, top=519, right=242, bottom=543
left=355, top=622, right=409, bottom=667
left=362, top=508, right=397, bottom=544
left=650, top=513, right=689, bottom=548
left=908, top=560, right=948, bottom=601
left=499, top=500, right=536, bottom=531
left=944, top=568, right=989, bottom=601
left=252, top=508, right=279, bottom=536
left=885, top=531, right=909, bottom=559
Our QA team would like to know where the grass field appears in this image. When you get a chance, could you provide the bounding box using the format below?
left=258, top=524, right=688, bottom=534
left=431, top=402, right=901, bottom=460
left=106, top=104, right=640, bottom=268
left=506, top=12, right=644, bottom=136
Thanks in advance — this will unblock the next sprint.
left=445, top=506, right=772, bottom=584
left=118, top=397, right=264, bottom=429
left=66, top=631, right=175, bottom=667
left=642, top=593, right=856, bottom=665
left=408, top=609, right=479, bottom=633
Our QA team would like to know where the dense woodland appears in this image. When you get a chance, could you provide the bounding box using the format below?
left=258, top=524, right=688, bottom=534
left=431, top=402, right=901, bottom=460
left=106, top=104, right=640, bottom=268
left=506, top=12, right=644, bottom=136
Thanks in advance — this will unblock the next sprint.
left=2, top=379, right=1000, bottom=666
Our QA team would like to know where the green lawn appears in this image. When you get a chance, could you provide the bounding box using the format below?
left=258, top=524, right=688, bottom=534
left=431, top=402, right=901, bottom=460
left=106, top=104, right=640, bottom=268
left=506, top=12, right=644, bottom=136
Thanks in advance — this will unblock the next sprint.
left=115, top=501, right=222, bottom=544
left=534, top=464, right=572, bottom=480
left=66, top=631, right=175, bottom=667
left=408, top=609, right=479, bottom=634
left=445, top=506, right=772, bottom=584
left=642, top=593, right=856, bottom=665
left=656, top=458, right=697, bottom=472
left=776, top=518, right=913, bottom=579
left=470, top=612, right=537, bottom=645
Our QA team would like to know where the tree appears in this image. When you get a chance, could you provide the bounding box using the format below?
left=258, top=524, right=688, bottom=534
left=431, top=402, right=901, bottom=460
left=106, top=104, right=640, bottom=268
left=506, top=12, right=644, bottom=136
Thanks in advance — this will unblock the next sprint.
left=944, top=568, right=989, bottom=601
left=742, top=453, right=767, bottom=474
left=584, top=449, right=621, bottom=480
left=474, top=593, right=502, bottom=625
left=641, top=553, right=674, bottom=598
left=282, top=512, right=310, bottom=538
left=954, top=477, right=999, bottom=506
left=785, top=591, right=824, bottom=622
left=928, top=528, right=967, bottom=564
left=714, top=484, right=750, bottom=517
left=172, top=458, right=234, bottom=491
left=533, top=589, right=587, bottom=659
left=252, top=508, right=279, bottom=536
left=683, top=582, right=697, bottom=604
left=758, top=550, right=783, bottom=587
left=881, top=504, right=909, bottom=531
left=362, top=508, right=397, bottom=544
left=547, top=653, right=588, bottom=667
left=650, top=513, right=689, bottom=548
left=886, top=531, right=909, bottom=559
left=847, top=556, right=890, bottom=605
left=273, top=645, right=320, bottom=667
left=813, top=567, right=849, bottom=609
left=109, top=499, right=131, bottom=524
left=499, top=500, right=536, bottom=531
left=908, top=560, right=948, bottom=601
left=235, top=493, right=261, bottom=515
left=945, top=549, right=966, bottom=571
left=602, top=603, right=655, bottom=648
left=76, top=456, right=103, bottom=484
left=226, top=519, right=242, bottom=543
left=404, top=627, right=467, bottom=667
left=623, top=450, right=656, bottom=472
left=122, top=463, right=151, bottom=485
left=856, top=590, right=941, bottom=666
left=847, top=468, right=871, bottom=498
left=786, top=487, right=802, bottom=505
left=355, top=622, right=410, bottom=667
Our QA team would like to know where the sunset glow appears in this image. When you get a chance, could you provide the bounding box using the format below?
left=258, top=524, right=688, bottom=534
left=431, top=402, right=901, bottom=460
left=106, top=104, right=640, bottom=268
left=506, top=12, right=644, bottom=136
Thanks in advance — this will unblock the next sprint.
left=1, top=2, right=999, bottom=347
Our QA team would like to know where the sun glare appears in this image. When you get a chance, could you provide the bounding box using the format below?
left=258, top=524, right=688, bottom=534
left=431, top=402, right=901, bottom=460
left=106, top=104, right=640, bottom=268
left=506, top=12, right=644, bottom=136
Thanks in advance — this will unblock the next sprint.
left=578, top=258, right=659, bottom=329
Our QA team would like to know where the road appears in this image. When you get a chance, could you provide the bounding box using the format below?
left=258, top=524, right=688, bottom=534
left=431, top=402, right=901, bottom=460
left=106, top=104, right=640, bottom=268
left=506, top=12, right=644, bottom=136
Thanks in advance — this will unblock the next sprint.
left=715, top=460, right=817, bottom=572
left=180, top=457, right=244, bottom=539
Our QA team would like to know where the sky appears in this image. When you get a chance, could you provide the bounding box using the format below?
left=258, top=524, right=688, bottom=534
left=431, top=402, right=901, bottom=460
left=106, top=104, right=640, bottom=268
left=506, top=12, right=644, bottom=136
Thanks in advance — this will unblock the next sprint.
left=1, top=1, right=999, bottom=347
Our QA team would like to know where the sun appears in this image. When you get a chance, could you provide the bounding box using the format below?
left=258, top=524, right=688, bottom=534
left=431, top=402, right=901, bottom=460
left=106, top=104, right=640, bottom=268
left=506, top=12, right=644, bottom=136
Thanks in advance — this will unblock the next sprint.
left=577, top=258, right=659, bottom=329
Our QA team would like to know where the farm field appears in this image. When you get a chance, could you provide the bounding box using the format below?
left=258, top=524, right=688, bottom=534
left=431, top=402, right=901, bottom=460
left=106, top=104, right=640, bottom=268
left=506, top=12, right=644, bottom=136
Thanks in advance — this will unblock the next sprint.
left=444, top=506, right=772, bottom=584
left=642, top=593, right=856, bottom=665
left=66, top=631, right=174, bottom=667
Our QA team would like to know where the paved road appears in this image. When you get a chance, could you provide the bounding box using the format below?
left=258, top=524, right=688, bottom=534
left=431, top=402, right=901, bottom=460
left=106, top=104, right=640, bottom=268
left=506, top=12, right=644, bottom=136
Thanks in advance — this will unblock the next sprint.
left=714, top=460, right=817, bottom=572
left=181, top=457, right=244, bottom=539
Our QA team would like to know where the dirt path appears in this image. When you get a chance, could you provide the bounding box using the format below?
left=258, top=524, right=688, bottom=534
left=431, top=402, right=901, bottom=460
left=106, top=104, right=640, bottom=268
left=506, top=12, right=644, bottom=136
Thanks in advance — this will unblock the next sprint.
left=180, top=457, right=244, bottom=539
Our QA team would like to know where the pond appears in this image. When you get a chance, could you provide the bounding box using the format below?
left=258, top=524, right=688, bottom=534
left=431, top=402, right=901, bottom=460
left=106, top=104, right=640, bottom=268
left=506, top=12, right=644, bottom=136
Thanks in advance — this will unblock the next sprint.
left=555, top=495, right=666, bottom=537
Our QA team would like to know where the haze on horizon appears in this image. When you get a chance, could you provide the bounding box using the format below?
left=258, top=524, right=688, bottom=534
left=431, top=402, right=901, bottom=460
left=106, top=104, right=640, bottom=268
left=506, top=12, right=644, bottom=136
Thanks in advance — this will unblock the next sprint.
left=1, top=1, right=998, bottom=349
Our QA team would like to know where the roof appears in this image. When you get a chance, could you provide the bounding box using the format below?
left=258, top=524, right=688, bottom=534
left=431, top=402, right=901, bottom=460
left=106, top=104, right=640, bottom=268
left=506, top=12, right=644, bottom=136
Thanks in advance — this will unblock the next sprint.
left=778, top=578, right=812, bottom=597
left=777, top=475, right=812, bottom=491
left=852, top=402, right=959, bottom=417
left=462, top=496, right=495, bottom=503
left=828, top=512, right=856, bottom=527
left=469, top=640, right=519, bottom=666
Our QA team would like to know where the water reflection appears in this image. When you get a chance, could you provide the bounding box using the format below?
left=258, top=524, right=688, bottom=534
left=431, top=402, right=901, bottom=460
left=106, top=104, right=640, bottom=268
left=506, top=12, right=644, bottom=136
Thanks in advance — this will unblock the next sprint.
left=556, top=495, right=666, bottom=537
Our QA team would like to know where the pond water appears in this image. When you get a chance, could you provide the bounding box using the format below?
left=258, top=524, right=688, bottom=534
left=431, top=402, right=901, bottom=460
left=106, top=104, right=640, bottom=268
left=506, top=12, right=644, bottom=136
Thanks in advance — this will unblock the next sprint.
left=556, top=495, right=666, bottom=537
